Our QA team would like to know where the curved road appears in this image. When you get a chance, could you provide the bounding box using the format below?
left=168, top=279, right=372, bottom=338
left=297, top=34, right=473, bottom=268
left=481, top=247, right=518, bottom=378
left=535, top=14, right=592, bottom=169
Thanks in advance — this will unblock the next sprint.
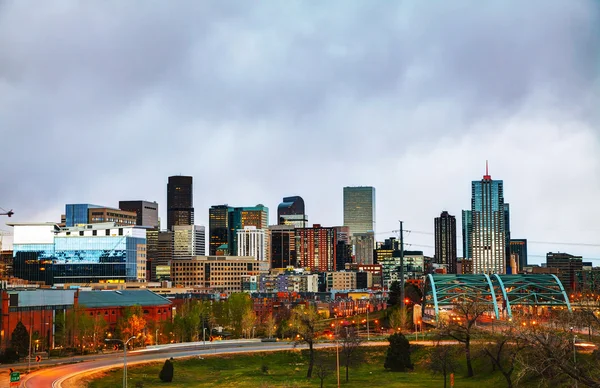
left=22, top=341, right=303, bottom=388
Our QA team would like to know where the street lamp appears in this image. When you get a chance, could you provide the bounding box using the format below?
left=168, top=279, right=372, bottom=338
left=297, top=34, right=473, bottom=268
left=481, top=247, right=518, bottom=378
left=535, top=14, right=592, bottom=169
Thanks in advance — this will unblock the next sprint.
left=366, top=303, right=370, bottom=342
left=105, top=336, right=136, bottom=388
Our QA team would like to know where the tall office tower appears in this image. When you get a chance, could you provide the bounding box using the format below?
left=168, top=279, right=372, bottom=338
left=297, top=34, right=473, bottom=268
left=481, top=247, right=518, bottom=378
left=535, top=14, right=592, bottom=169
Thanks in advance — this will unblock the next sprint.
left=209, top=205, right=232, bottom=255
left=156, top=230, right=174, bottom=280
left=167, top=175, right=194, bottom=230
left=353, top=232, right=375, bottom=264
left=461, top=210, right=472, bottom=260
left=335, top=226, right=351, bottom=244
left=343, top=187, right=376, bottom=235
left=119, top=200, right=159, bottom=228
left=228, top=205, right=269, bottom=256
left=269, top=225, right=296, bottom=268
left=509, top=239, right=528, bottom=273
left=335, top=240, right=353, bottom=271
left=434, top=211, right=457, bottom=274
left=295, top=224, right=337, bottom=271
left=173, top=225, right=205, bottom=257
left=504, top=203, right=513, bottom=273
left=237, top=226, right=267, bottom=261
left=471, top=164, right=507, bottom=274
left=546, top=252, right=583, bottom=291
left=277, top=196, right=308, bottom=228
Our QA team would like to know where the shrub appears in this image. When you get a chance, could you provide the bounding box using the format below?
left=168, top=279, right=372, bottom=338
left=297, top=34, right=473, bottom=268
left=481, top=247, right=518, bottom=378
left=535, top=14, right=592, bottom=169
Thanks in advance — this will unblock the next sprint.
left=0, top=347, right=19, bottom=363
left=261, top=364, right=269, bottom=375
left=384, top=333, right=413, bottom=372
left=158, top=359, right=174, bottom=382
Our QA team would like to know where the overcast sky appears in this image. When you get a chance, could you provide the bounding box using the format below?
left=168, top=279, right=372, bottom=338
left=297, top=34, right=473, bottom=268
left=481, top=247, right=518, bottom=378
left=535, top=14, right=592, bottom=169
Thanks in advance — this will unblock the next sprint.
left=1, top=1, right=599, bottom=264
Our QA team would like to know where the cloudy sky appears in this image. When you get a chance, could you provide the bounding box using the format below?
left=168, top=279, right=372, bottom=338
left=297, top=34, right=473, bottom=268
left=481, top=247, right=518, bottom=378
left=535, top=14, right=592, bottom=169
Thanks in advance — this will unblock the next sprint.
left=1, top=1, right=599, bottom=264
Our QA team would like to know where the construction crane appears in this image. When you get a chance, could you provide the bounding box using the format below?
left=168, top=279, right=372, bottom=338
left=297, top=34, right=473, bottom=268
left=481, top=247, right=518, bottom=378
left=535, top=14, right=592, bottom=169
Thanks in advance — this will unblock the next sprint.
left=0, top=208, right=14, bottom=217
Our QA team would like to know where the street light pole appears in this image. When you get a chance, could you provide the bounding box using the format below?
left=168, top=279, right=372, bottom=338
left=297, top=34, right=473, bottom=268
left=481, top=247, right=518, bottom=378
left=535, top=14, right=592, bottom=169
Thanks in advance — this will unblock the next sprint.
left=366, top=303, right=370, bottom=341
left=106, top=336, right=136, bottom=388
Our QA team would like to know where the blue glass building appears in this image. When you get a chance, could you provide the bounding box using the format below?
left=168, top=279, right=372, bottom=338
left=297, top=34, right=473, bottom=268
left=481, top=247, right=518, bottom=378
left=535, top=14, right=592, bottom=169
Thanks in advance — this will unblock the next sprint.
left=65, top=204, right=102, bottom=227
left=227, top=205, right=269, bottom=256
left=12, top=223, right=146, bottom=285
left=470, top=166, right=506, bottom=274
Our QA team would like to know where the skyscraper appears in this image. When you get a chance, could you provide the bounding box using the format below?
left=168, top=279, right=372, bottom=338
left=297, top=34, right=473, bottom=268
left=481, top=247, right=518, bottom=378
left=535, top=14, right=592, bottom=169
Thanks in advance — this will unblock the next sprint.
left=209, top=205, right=232, bottom=255
left=277, top=196, right=307, bottom=228
left=509, top=239, right=528, bottom=273
left=471, top=164, right=507, bottom=274
left=435, top=211, right=457, bottom=274
left=237, top=226, right=267, bottom=261
left=461, top=210, right=472, bottom=260
left=343, top=186, right=376, bottom=235
left=504, top=203, right=512, bottom=272
left=119, top=200, right=159, bottom=228
left=295, top=224, right=337, bottom=271
left=228, top=205, right=269, bottom=256
left=173, top=225, right=205, bottom=257
left=167, top=175, right=194, bottom=230
left=269, top=225, right=296, bottom=268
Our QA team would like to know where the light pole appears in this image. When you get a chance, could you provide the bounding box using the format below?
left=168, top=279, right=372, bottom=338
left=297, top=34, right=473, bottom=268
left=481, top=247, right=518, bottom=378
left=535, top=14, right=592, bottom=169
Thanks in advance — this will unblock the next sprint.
left=571, top=327, right=578, bottom=388
left=106, top=336, right=136, bottom=388
left=203, top=328, right=207, bottom=345
left=366, top=303, right=370, bottom=342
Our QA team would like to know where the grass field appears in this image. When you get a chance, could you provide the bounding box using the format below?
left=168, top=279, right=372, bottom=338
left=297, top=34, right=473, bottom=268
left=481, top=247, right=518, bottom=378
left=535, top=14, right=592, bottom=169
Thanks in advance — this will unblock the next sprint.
left=87, top=345, right=511, bottom=388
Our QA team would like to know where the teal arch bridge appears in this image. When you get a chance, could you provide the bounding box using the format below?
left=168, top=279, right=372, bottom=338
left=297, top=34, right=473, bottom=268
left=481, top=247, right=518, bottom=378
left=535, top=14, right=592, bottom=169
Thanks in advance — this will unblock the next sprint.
left=423, top=274, right=571, bottom=320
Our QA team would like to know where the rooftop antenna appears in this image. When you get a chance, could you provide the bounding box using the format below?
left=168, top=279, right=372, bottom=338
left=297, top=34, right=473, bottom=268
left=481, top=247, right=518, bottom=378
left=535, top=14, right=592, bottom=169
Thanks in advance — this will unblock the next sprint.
left=483, top=160, right=491, bottom=180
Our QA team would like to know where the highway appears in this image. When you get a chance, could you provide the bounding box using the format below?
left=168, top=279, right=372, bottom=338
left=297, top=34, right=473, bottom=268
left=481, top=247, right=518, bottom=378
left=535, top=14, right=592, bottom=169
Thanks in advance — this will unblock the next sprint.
left=21, top=340, right=306, bottom=388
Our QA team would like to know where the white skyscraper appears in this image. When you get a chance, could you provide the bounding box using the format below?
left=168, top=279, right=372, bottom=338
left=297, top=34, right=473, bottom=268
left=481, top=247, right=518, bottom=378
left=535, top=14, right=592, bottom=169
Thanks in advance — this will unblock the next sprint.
left=173, top=225, right=205, bottom=257
left=237, top=226, right=267, bottom=262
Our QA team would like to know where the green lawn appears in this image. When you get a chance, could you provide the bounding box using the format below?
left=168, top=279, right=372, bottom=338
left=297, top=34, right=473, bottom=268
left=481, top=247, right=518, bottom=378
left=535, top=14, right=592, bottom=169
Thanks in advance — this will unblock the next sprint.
left=88, top=345, right=513, bottom=388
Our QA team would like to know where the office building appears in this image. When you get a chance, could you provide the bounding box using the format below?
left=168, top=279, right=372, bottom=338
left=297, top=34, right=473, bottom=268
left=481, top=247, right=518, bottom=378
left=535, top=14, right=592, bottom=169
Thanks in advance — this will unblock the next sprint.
left=170, top=256, right=269, bottom=293
left=155, top=230, right=174, bottom=280
left=295, top=224, right=337, bottom=271
left=504, top=203, right=513, bottom=273
left=343, top=186, right=376, bottom=235
left=173, top=225, right=205, bottom=257
left=228, top=205, right=269, bottom=256
left=335, top=240, right=353, bottom=271
left=118, top=200, right=159, bottom=228
left=237, top=226, right=267, bottom=261
left=326, top=272, right=357, bottom=291
left=167, top=175, right=194, bottom=230
left=209, top=205, right=232, bottom=255
left=353, top=232, right=375, bottom=264
left=461, top=210, right=472, bottom=260
left=277, top=196, right=307, bottom=228
left=434, top=211, right=457, bottom=274
left=269, top=225, right=296, bottom=268
left=88, top=207, right=137, bottom=226
left=65, top=204, right=101, bottom=227
left=509, top=239, right=528, bottom=273
left=470, top=165, right=507, bottom=274
left=546, top=252, right=583, bottom=291
left=12, top=222, right=147, bottom=285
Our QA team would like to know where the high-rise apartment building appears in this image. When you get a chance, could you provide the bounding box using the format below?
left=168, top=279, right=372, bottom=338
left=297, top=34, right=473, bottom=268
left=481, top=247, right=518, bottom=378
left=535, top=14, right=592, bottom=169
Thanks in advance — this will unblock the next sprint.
left=118, top=200, right=159, bottom=228
left=461, top=210, right=472, bottom=260
left=343, top=186, right=376, bottom=235
left=269, top=224, right=296, bottom=269
left=277, top=196, right=307, bottom=228
left=228, top=205, right=269, bottom=256
left=509, top=239, right=528, bottom=273
left=167, top=175, right=194, bottom=230
left=295, top=224, right=337, bottom=271
left=237, top=226, right=267, bottom=261
left=470, top=165, right=507, bottom=274
left=434, top=211, right=457, bottom=274
left=172, top=225, right=205, bottom=257
left=209, top=205, right=232, bottom=255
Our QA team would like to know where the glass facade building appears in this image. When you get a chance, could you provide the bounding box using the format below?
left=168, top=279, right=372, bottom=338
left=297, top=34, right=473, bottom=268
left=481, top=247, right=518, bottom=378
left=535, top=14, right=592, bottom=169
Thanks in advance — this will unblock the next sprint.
left=209, top=205, right=232, bottom=255
left=470, top=168, right=506, bottom=274
left=434, top=211, right=457, bottom=274
left=167, top=175, right=194, bottom=230
left=461, top=210, right=473, bottom=260
left=228, top=205, right=269, bottom=256
left=277, top=196, right=307, bottom=228
left=343, top=187, right=376, bottom=235
left=65, top=204, right=102, bottom=227
left=12, top=223, right=146, bottom=285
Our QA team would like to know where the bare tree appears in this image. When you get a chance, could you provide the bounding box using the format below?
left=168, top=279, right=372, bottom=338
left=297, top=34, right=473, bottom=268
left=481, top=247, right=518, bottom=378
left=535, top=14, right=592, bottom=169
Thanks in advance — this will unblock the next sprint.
left=439, top=297, right=488, bottom=377
left=339, top=326, right=363, bottom=382
left=482, top=326, right=525, bottom=388
left=291, top=305, right=322, bottom=378
left=427, top=338, right=460, bottom=388
left=314, top=353, right=334, bottom=388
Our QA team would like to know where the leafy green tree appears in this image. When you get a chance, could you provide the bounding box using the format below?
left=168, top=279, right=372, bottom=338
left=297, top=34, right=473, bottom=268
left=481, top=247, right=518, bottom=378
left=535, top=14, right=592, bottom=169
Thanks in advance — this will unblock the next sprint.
left=11, top=321, right=29, bottom=359
left=388, top=281, right=402, bottom=307
left=228, top=293, right=253, bottom=336
left=384, top=333, right=413, bottom=372
left=158, top=358, right=174, bottom=382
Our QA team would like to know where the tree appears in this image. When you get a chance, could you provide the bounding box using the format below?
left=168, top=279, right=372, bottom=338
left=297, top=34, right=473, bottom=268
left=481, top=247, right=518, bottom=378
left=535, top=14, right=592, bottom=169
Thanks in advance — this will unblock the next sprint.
left=263, top=314, right=277, bottom=339
left=291, top=305, right=322, bottom=378
left=118, top=305, right=147, bottom=348
left=439, top=297, right=487, bottom=377
left=228, top=293, right=253, bottom=337
left=314, top=353, right=334, bottom=388
left=388, top=281, right=402, bottom=307
left=482, top=326, right=525, bottom=388
left=384, top=333, right=413, bottom=372
left=11, top=321, right=29, bottom=359
left=158, top=358, right=174, bottom=382
left=427, top=341, right=460, bottom=388
left=339, top=326, right=363, bottom=382
left=388, top=307, right=409, bottom=331
left=241, top=308, right=257, bottom=338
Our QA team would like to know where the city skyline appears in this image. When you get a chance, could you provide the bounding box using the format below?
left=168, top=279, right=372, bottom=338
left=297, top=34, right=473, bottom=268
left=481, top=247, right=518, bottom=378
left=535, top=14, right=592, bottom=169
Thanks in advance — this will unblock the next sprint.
left=1, top=2, right=599, bottom=265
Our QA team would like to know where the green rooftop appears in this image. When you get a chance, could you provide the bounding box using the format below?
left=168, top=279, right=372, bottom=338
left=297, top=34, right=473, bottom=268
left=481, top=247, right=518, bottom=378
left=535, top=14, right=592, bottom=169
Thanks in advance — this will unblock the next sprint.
left=78, top=289, right=171, bottom=308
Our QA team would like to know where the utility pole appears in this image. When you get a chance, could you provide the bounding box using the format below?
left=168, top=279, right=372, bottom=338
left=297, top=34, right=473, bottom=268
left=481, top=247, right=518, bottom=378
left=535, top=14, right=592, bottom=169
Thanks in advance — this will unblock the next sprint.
left=399, top=221, right=405, bottom=312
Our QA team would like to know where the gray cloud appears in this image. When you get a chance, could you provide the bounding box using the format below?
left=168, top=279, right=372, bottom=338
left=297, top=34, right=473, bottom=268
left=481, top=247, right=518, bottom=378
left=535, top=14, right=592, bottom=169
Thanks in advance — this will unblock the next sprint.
left=1, top=1, right=599, bottom=262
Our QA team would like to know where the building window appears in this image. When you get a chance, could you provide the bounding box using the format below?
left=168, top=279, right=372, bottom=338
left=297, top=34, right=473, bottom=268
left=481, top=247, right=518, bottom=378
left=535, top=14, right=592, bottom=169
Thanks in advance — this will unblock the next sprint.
left=93, top=230, right=97, bottom=236
left=119, top=228, right=123, bottom=236
left=79, top=231, right=84, bottom=236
